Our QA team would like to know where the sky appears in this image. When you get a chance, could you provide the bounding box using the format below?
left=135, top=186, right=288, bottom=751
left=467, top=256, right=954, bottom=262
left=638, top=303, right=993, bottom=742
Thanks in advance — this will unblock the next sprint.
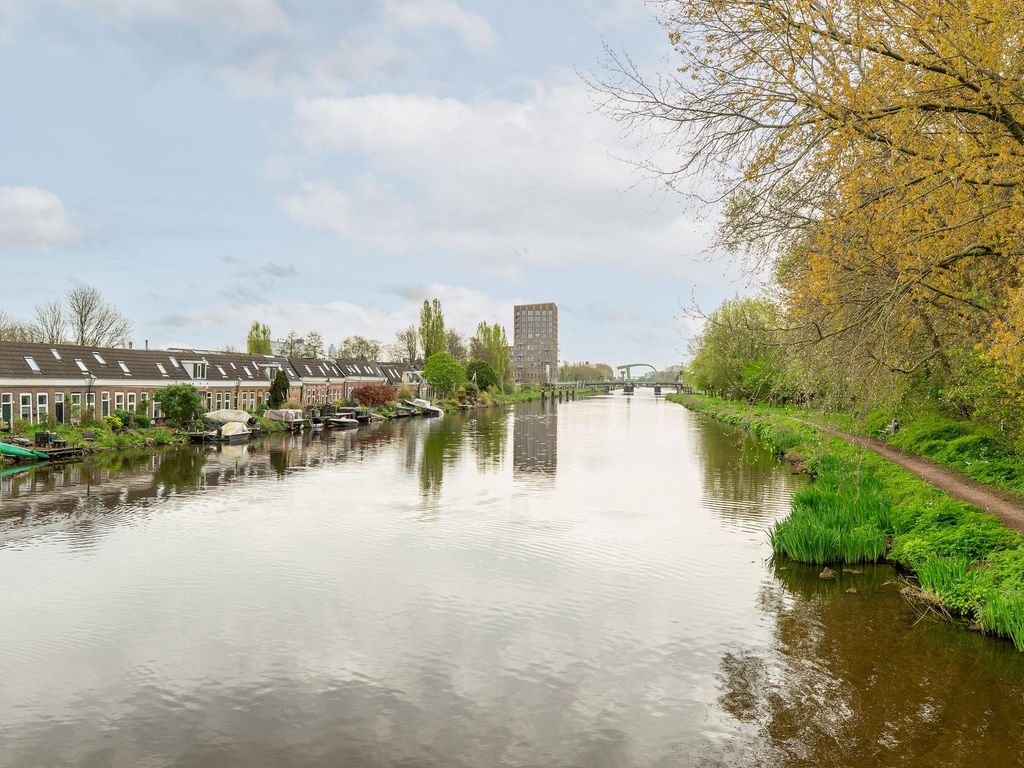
left=0, top=0, right=739, bottom=369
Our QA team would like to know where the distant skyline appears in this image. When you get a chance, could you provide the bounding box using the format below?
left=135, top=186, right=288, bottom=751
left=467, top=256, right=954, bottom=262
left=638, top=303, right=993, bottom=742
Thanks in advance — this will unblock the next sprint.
left=0, top=1, right=740, bottom=369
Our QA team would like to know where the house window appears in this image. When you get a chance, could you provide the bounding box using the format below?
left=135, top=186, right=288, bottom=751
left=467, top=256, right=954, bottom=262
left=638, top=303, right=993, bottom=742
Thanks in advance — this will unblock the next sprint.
left=55, top=393, right=64, bottom=423
left=50, top=348, right=61, bottom=360
left=1, top=393, right=12, bottom=426
left=168, top=356, right=179, bottom=368
left=205, top=392, right=212, bottom=409
left=191, top=362, right=207, bottom=379
left=24, top=356, right=41, bottom=373
left=127, top=393, right=136, bottom=412
left=93, top=352, right=106, bottom=365
left=100, top=392, right=108, bottom=417
left=71, top=393, right=81, bottom=407
left=115, top=392, right=124, bottom=411
left=75, top=359, right=89, bottom=372
left=215, top=392, right=223, bottom=409
left=20, top=394, right=32, bottom=421
left=156, top=362, right=168, bottom=376
left=217, top=365, right=227, bottom=378
left=153, top=401, right=161, bottom=419
left=118, top=361, right=131, bottom=375
left=37, top=393, right=48, bottom=418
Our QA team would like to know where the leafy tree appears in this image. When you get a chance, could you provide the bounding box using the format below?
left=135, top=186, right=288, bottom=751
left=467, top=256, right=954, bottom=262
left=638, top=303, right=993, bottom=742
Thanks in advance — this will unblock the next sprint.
left=386, top=326, right=418, bottom=365
left=303, top=330, right=325, bottom=358
left=595, top=0, right=1024, bottom=415
left=559, top=361, right=614, bottom=382
left=471, top=321, right=512, bottom=391
left=338, top=335, right=382, bottom=361
left=247, top=321, right=272, bottom=354
left=466, top=359, right=498, bottom=391
left=687, top=298, right=793, bottom=401
left=352, top=382, right=396, bottom=407
left=279, top=330, right=303, bottom=357
left=423, top=352, right=465, bottom=397
left=418, top=299, right=446, bottom=360
left=153, top=384, right=206, bottom=427
left=269, top=368, right=290, bottom=408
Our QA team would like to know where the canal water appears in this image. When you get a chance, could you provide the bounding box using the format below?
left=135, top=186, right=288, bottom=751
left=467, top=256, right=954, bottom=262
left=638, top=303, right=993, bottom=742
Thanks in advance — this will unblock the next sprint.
left=1, top=393, right=1023, bottom=767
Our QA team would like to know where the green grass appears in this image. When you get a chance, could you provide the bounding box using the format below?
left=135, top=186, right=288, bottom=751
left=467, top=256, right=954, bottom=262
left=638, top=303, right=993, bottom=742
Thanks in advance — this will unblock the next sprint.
left=672, top=394, right=1024, bottom=650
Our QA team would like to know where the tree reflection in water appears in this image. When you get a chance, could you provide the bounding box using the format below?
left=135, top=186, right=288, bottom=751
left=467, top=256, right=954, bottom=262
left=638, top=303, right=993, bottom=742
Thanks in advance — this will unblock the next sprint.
left=419, top=416, right=463, bottom=499
left=712, top=559, right=1024, bottom=767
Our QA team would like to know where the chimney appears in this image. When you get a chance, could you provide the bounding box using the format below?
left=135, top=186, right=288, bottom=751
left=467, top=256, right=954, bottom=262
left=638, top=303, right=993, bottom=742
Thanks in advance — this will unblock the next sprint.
left=128, top=341, right=133, bottom=349
left=145, top=339, right=149, bottom=350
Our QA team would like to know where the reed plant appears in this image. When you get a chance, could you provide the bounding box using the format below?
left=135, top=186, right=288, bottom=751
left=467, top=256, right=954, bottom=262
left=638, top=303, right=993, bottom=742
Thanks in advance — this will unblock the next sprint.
left=978, top=590, right=1024, bottom=651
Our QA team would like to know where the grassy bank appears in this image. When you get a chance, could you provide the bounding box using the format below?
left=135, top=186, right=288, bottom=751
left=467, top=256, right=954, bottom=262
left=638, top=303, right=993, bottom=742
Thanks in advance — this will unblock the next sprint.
left=668, top=394, right=1024, bottom=650
left=4, top=420, right=185, bottom=453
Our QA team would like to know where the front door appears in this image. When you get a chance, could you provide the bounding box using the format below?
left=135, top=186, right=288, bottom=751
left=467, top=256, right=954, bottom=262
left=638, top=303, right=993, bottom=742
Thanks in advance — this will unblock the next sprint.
left=1, top=394, right=11, bottom=427
left=55, top=393, right=65, bottom=423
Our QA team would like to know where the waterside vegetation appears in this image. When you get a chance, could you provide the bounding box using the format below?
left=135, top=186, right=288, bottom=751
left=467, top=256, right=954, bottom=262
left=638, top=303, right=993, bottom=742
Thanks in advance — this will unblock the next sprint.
left=670, top=394, right=1024, bottom=651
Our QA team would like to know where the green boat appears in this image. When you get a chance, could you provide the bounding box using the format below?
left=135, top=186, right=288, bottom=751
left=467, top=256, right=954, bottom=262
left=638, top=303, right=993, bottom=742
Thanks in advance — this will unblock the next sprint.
left=0, top=442, right=50, bottom=461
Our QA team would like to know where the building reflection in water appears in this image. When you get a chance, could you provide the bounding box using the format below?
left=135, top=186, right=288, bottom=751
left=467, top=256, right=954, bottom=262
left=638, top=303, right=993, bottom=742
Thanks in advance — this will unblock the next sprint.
left=513, top=399, right=557, bottom=476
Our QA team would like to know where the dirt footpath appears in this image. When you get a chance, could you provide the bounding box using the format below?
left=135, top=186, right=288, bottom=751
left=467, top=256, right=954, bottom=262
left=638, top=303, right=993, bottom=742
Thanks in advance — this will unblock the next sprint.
left=804, top=421, right=1024, bottom=532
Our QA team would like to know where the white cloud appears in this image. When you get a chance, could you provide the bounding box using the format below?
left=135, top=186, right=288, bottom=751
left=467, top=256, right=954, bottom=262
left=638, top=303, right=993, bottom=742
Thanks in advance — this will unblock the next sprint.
left=157, top=283, right=511, bottom=349
left=0, top=186, right=79, bottom=250
left=383, top=0, right=497, bottom=53
left=278, top=181, right=352, bottom=236
left=284, top=75, right=714, bottom=278
left=64, top=0, right=288, bottom=35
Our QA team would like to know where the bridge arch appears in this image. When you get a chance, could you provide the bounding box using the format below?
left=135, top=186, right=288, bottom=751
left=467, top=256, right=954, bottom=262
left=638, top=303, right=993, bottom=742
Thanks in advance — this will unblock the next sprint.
left=616, top=363, right=658, bottom=381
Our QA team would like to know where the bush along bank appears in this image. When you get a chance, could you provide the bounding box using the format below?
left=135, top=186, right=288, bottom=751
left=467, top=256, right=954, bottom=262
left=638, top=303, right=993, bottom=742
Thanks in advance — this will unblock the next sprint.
left=668, top=394, right=1024, bottom=651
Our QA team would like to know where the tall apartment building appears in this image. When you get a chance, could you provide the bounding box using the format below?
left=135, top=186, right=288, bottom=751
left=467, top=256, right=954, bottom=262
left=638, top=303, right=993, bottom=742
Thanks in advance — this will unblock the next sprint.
left=512, top=302, right=558, bottom=384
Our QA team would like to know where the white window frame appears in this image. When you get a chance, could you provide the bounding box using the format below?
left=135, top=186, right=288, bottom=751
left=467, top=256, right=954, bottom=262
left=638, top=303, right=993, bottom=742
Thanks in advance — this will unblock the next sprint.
left=127, top=393, right=136, bottom=412
left=115, top=392, right=125, bottom=411
left=20, top=394, right=32, bottom=422
left=37, top=393, right=48, bottom=418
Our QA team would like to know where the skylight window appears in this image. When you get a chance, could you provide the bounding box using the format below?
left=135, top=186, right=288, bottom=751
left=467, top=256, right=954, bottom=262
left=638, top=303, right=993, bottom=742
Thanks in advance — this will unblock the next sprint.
left=50, top=348, right=61, bottom=360
left=243, top=366, right=252, bottom=378
left=75, top=359, right=88, bottom=372
left=217, top=365, right=227, bottom=377
left=117, top=361, right=131, bottom=374
left=304, top=365, right=312, bottom=375
left=24, top=356, right=41, bottom=373
left=229, top=362, right=236, bottom=369
left=93, top=352, right=106, bottom=365
left=156, top=363, right=168, bottom=376
left=168, top=356, right=179, bottom=368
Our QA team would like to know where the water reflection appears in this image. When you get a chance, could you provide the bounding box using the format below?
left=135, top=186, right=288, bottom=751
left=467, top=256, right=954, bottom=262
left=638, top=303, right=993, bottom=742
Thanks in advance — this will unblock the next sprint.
left=2, top=395, right=1024, bottom=767
left=714, top=560, right=1024, bottom=767
left=513, top=399, right=557, bottom=475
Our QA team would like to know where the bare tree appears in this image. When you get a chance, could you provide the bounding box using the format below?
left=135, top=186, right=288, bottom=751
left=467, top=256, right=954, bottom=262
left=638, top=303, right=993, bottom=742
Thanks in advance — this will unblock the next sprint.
left=33, top=301, right=68, bottom=344
left=65, top=283, right=132, bottom=347
left=385, top=326, right=419, bottom=365
left=0, top=310, right=38, bottom=342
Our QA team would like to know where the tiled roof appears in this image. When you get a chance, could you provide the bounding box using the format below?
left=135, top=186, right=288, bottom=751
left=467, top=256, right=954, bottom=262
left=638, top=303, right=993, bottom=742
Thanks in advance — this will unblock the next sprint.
left=0, top=341, right=195, bottom=381
left=334, top=359, right=386, bottom=378
left=286, top=357, right=343, bottom=379
left=168, top=349, right=302, bottom=382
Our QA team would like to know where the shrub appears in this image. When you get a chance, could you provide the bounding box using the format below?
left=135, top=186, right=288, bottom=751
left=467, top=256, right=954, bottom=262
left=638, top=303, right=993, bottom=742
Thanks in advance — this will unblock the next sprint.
left=153, top=383, right=206, bottom=427
left=103, top=414, right=123, bottom=431
left=134, top=413, right=151, bottom=429
left=114, top=409, right=133, bottom=427
left=352, top=383, right=396, bottom=407
left=395, top=385, right=417, bottom=402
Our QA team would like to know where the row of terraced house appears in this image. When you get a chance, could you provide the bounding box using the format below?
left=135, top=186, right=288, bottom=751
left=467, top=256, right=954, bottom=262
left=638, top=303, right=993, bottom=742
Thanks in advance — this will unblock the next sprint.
left=0, top=340, right=425, bottom=427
